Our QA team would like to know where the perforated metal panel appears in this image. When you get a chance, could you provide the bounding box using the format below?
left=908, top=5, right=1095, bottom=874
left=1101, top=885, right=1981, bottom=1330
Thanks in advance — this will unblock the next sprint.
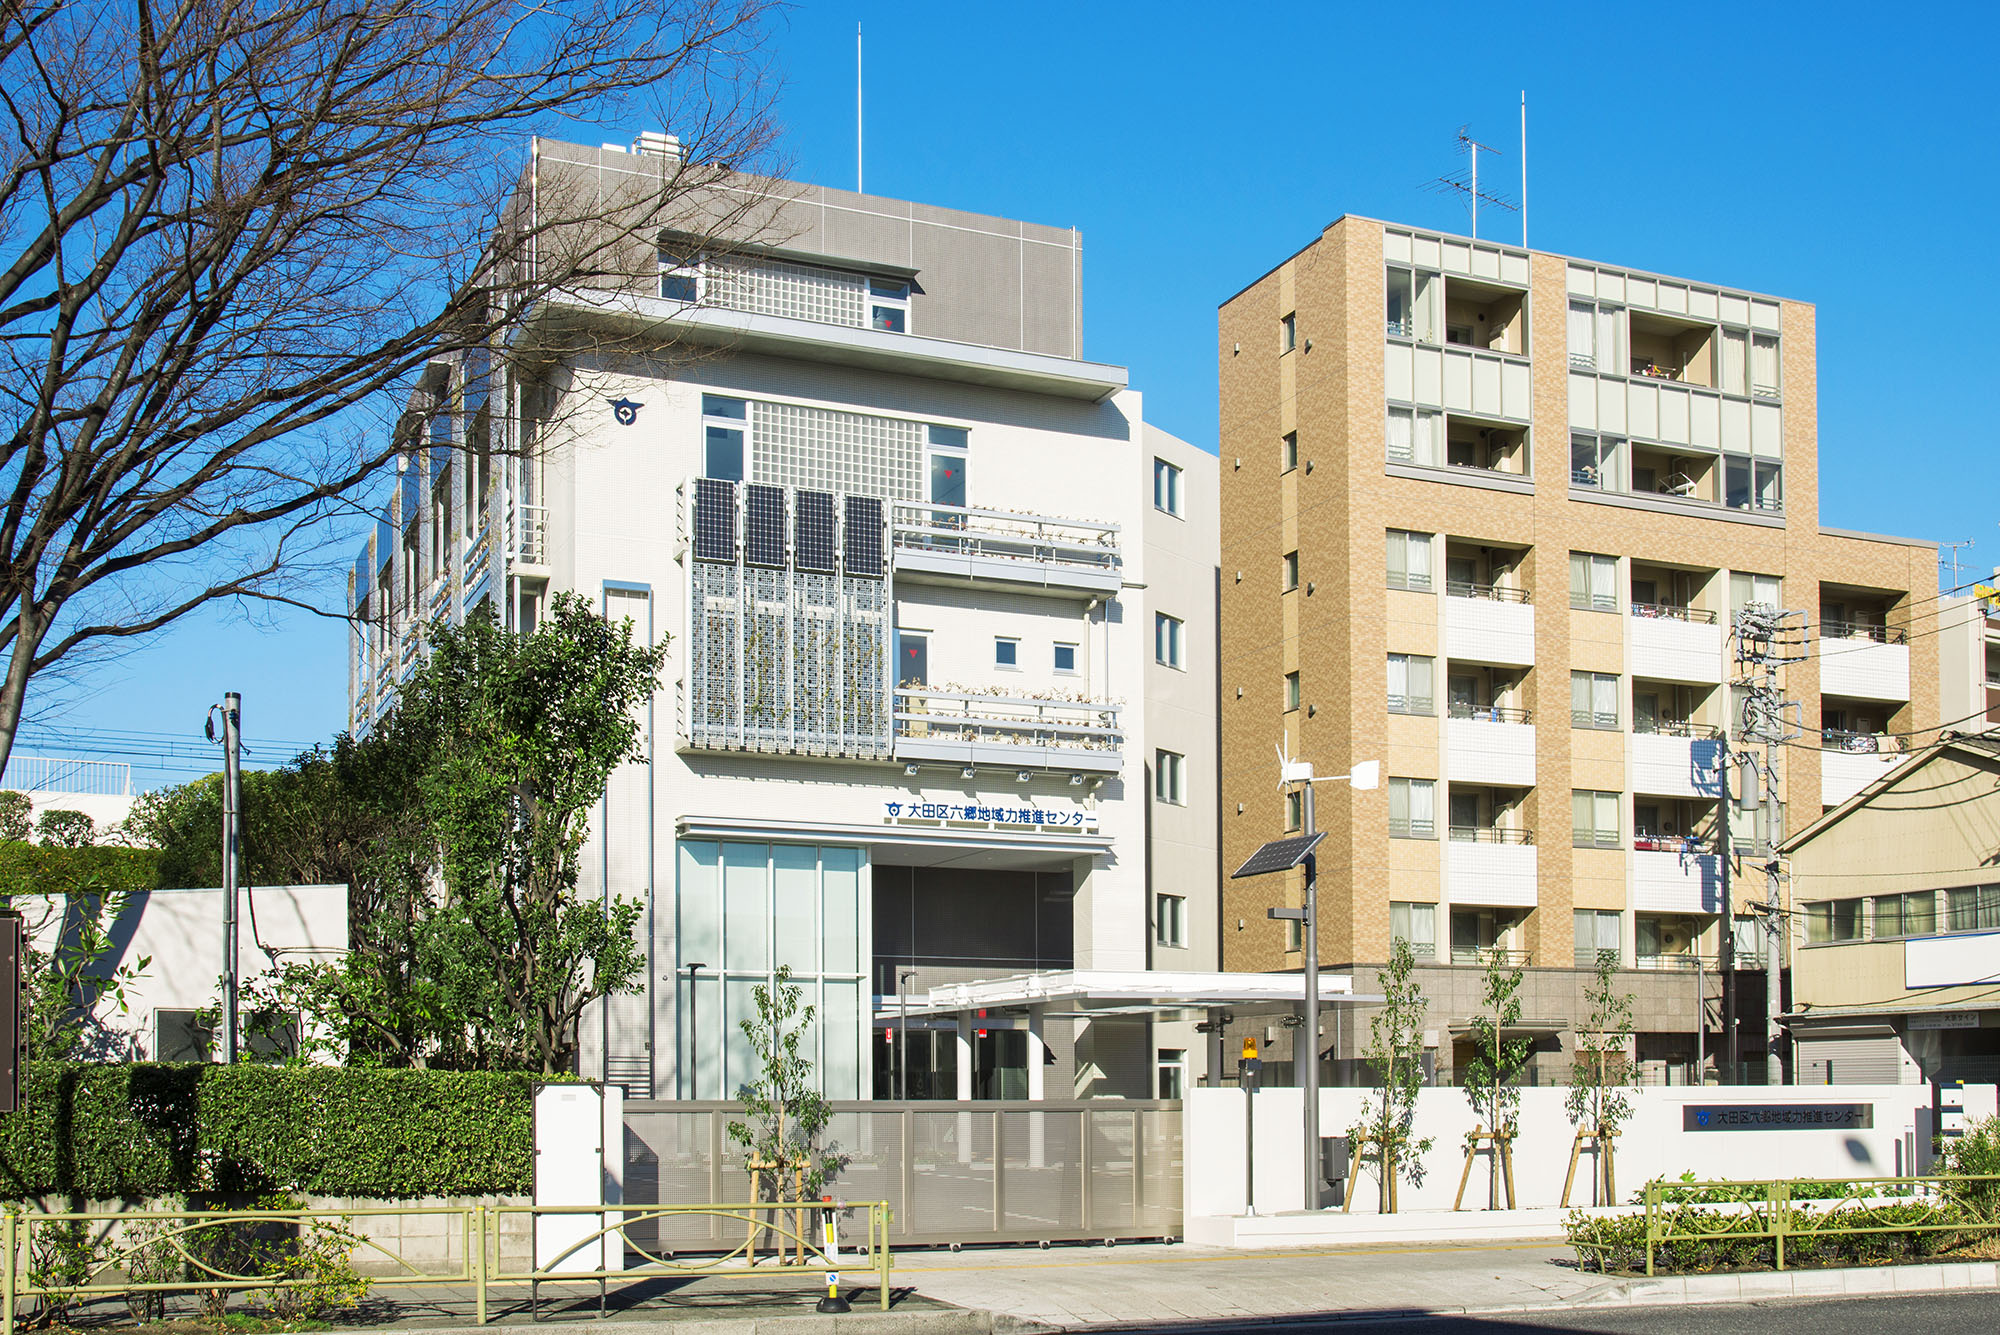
left=843, top=496, right=884, bottom=577
left=794, top=490, right=837, bottom=573
left=743, top=483, right=786, bottom=567
left=692, top=478, right=736, bottom=563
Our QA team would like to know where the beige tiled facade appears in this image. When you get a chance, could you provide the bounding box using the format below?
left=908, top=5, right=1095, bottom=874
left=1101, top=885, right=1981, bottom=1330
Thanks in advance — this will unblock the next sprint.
left=1219, top=217, right=1939, bottom=1082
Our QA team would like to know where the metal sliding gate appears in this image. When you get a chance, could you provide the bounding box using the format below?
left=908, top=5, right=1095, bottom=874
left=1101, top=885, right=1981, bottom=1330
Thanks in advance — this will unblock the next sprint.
left=623, top=1100, right=1182, bottom=1247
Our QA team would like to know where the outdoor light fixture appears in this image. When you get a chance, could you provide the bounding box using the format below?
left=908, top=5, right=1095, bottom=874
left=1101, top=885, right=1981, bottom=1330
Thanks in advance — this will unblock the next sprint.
left=961, top=765, right=976, bottom=779
left=904, top=763, right=921, bottom=776
left=1015, top=770, right=1032, bottom=783
left=1068, top=773, right=1084, bottom=786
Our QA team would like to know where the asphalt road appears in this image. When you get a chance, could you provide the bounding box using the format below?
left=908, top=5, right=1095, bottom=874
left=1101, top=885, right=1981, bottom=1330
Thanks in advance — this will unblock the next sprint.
left=1101, top=1292, right=2000, bottom=1335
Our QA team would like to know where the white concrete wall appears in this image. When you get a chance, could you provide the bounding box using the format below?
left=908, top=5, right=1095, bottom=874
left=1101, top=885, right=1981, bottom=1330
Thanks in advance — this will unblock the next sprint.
left=19, top=884, right=348, bottom=1059
left=1185, top=1083, right=1932, bottom=1219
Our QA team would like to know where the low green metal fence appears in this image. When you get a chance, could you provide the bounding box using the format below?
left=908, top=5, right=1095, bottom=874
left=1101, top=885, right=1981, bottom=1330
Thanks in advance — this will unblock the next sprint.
left=1630, top=1174, right=2000, bottom=1276
left=0, top=1199, right=894, bottom=1332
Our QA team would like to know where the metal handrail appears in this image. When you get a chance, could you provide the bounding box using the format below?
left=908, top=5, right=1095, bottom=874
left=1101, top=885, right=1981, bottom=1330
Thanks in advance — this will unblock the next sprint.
left=1447, top=826, right=1534, bottom=845
left=1820, top=620, right=1904, bottom=644
left=0, top=1201, right=897, bottom=1331
left=1634, top=719, right=1723, bottom=739
left=1445, top=580, right=1531, bottom=603
left=1632, top=835, right=1718, bottom=855
left=1634, top=952, right=1721, bottom=971
left=895, top=688, right=1121, bottom=753
left=1822, top=729, right=1905, bottom=754
left=1572, top=710, right=1620, bottom=730
left=1388, top=693, right=1434, bottom=716
left=1630, top=601, right=1717, bottom=624
left=1450, top=946, right=1532, bottom=967
left=1447, top=702, right=1533, bottom=724
left=892, top=501, right=1120, bottom=571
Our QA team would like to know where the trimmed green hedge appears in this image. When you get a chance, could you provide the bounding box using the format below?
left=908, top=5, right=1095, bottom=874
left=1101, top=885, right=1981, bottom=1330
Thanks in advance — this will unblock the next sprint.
left=0, top=842, right=162, bottom=897
left=0, top=1064, right=536, bottom=1199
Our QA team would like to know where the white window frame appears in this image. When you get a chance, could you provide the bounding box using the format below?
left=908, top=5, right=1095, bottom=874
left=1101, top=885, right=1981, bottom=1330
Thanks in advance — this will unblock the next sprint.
left=1154, top=612, right=1184, bottom=669
left=1284, top=670, right=1301, bottom=712
left=994, top=636, right=1020, bottom=670
left=1388, top=777, right=1437, bottom=839
left=1570, top=552, right=1619, bottom=612
left=1281, top=431, right=1299, bottom=472
left=1155, top=893, right=1186, bottom=948
left=1386, top=529, right=1434, bottom=592
left=701, top=394, right=747, bottom=483
left=1388, top=653, right=1435, bottom=716
left=1283, top=550, right=1299, bottom=592
left=926, top=423, right=969, bottom=509
left=1571, top=671, right=1620, bottom=730
left=1390, top=901, right=1437, bottom=958
left=1386, top=404, right=1442, bottom=467
left=659, top=246, right=702, bottom=304
left=868, top=276, right=911, bottom=332
left=1572, top=789, right=1622, bottom=849
left=1156, top=1048, right=1187, bottom=1099
left=1280, top=311, right=1297, bottom=353
left=1155, top=748, right=1186, bottom=804
left=1053, top=641, right=1079, bottom=675
left=1153, top=457, right=1184, bottom=516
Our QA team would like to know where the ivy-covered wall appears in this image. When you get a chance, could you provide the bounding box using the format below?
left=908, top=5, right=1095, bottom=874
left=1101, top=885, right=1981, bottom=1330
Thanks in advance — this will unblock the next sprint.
left=0, top=1064, right=537, bottom=1198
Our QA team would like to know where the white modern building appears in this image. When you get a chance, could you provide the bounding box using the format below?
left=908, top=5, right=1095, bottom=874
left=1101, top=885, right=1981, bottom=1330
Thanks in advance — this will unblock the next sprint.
left=347, top=137, right=1222, bottom=1101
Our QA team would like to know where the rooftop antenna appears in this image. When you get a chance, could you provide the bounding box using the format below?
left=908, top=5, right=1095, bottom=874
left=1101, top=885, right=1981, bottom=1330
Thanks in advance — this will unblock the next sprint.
left=1519, top=92, right=1528, bottom=249
left=1426, top=125, right=1517, bottom=241
left=1940, top=538, right=1974, bottom=587
left=855, top=22, right=863, bottom=194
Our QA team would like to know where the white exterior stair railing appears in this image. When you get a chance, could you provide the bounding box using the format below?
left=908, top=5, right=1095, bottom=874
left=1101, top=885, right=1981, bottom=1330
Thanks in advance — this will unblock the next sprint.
left=895, top=687, right=1122, bottom=772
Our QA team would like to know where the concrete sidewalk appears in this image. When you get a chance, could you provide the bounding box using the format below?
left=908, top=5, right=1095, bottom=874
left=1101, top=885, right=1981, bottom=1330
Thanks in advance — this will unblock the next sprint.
left=898, top=1240, right=1594, bottom=1328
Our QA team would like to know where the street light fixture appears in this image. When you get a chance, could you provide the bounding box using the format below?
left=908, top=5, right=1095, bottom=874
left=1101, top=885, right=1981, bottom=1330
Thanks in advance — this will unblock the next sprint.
left=1232, top=751, right=1378, bottom=1212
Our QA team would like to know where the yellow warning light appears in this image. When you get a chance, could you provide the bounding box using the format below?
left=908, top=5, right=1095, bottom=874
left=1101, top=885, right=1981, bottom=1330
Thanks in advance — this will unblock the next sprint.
left=1241, top=1036, right=1259, bottom=1061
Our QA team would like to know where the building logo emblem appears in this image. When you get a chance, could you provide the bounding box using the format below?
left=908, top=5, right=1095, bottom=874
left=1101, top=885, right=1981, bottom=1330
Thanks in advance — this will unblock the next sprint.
left=609, top=397, right=642, bottom=425
left=1696, top=1110, right=1711, bottom=1128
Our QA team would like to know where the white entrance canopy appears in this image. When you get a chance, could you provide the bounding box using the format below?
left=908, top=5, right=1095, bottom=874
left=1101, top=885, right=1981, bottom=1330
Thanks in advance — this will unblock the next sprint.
left=878, top=969, right=1382, bottom=1023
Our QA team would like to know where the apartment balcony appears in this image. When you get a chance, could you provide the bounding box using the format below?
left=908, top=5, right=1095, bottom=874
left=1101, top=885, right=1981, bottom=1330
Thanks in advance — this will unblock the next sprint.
left=1629, top=604, right=1722, bottom=682
left=462, top=522, right=493, bottom=602
left=891, top=502, right=1121, bottom=598
left=425, top=577, right=450, bottom=623
left=1444, top=704, right=1535, bottom=786
left=894, top=688, right=1123, bottom=773
left=1634, top=952, right=1721, bottom=971
left=1819, top=624, right=1910, bottom=701
left=1633, top=847, right=1723, bottom=914
left=1630, top=728, right=1724, bottom=799
left=1821, top=733, right=1909, bottom=806
left=1445, top=829, right=1537, bottom=907
left=1442, top=583, right=1534, bottom=666
left=1383, top=338, right=1533, bottom=423
left=509, top=500, right=550, bottom=572
left=1450, top=946, right=1533, bottom=968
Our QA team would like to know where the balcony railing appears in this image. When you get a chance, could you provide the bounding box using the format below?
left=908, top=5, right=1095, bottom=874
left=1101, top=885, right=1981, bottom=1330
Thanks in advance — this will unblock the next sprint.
left=1388, top=817, right=1436, bottom=839
left=895, top=687, right=1121, bottom=761
left=426, top=578, right=450, bottom=621
left=1447, top=702, right=1533, bottom=724
left=1635, top=953, right=1721, bottom=972
left=1388, top=693, right=1434, bottom=716
left=1630, top=602, right=1717, bottom=624
left=1633, top=835, right=1716, bottom=854
left=1821, top=620, right=1904, bottom=644
left=1387, top=318, right=1412, bottom=338
left=1822, top=729, right=1905, bottom=755
left=1634, top=719, right=1723, bottom=739
left=1572, top=708, right=1620, bottom=730
left=891, top=502, right=1120, bottom=581
left=1447, top=826, right=1534, bottom=845
left=1569, top=352, right=1597, bottom=371
left=512, top=502, right=549, bottom=566
left=1445, top=580, right=1530, bottom=603
left=1451, top=946, right=1532, bottom=967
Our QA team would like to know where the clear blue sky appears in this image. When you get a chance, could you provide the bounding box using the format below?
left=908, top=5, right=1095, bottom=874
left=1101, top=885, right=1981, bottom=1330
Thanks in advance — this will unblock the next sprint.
left=28, top=0, right=1998, bottom=787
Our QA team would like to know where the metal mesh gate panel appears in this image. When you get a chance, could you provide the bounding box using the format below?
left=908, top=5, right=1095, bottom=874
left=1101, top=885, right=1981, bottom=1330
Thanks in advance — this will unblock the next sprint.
left=622, top=1101, right=1181, bottom=1247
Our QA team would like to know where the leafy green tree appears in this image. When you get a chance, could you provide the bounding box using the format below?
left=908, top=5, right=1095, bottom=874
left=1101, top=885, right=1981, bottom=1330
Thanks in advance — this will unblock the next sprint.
left=0, top=790, right=31, bottom=841
left=1348, top=936, right=1434, bottom=1213
left=1566, top=952, right=1637, bottom=1204
left=34, top=808, right=94, bottom=848
left=727, top=964, right=838, bottom=1199
left=392, top=593, right=666, bottom=1074
left=1461, top=951, right=1530, bottom=1209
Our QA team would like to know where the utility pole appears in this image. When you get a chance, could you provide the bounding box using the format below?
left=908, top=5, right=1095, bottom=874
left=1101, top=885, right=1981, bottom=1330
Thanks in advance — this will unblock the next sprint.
left=1731, top=608, right=1806, bottom=1086
left=1716, top=744, right=1736, bottom=1082
left=215, top=692, right=243, bottom=1063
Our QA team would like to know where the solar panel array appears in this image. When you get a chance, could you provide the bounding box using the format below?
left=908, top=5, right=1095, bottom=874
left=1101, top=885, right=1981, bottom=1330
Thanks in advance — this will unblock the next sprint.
left=794, top=490, right=837, bottom=573
left=693, top=477, right=736, bottom=562
left=843, top=496, right=884, bottom=577
left=1230, top=831, right=1327, bottom=879
left=744, top=484, right=786, bottom=567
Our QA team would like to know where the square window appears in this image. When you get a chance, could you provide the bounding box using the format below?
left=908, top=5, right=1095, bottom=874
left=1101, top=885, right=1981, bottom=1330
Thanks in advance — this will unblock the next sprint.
left=1154, top=613, right=1183, bottom=669
left=994, top=637, right=1019, bottom=669
left=1570, top=672, right=1620, bottom=729
left=1155, top=749, right=1185, bottom=804
left=1054, top=642, right=1078, bottom=674
left=1388, top=777, right=1436, bottom=839
left=1386, top=530, right=1433, bottom=592
left=1387, top=653, right=1435, bottom=715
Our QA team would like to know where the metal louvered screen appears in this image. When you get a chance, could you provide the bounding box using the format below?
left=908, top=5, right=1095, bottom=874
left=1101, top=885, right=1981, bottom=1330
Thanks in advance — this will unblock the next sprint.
left=843, top=496, right=884, bottom=577
left=744, top=484, right=786, bottom=567
left=795, top=490, right=837, bottom=573
left=620, top=1101, right=1182, bottom=1247
left=693, top=478, right=736, bottom=562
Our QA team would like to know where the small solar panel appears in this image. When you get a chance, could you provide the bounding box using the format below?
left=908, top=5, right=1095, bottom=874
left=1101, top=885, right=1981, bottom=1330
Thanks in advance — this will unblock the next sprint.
left=744, top=484, right=786, bottom=567
left=795, top=490, right=837, bottom=573
left=693, top=477, right=736, bottom=563
left=842, top=496, right=884, bottom=577
left=1230, top=831, right=1327, bottom=879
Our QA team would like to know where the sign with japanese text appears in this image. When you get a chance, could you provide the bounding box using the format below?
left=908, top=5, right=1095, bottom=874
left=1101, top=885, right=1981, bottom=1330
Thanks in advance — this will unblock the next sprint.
left=1682, top=1103, right=1873, bottom=1131
left=882, top=800, right=1094, bottom=830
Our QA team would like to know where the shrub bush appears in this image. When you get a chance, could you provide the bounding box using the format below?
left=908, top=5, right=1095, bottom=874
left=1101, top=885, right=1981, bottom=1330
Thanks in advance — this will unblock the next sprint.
left=0, top=1063, right=537, bottom=1199
left=1567, top=1192, right=1974, bottom=1275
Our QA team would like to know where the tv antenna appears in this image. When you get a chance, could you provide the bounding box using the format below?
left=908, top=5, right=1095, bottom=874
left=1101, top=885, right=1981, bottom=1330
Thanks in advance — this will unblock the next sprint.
left=1426, top=125, right=1517, bottom=241
left=1940, top=538, right=1974, bottom=586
